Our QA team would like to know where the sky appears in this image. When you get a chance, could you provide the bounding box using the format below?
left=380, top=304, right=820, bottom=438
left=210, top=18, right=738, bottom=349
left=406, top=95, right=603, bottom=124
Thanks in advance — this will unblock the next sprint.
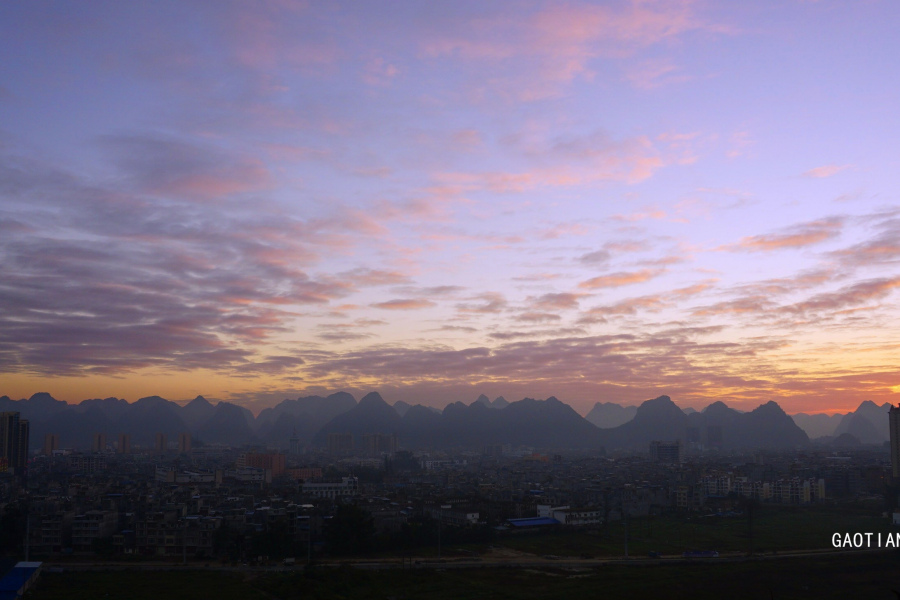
left=1, top=0, right=899, bottom=416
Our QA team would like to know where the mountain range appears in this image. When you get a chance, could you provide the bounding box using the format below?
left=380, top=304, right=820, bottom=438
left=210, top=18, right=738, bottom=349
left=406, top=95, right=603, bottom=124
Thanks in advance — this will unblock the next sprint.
left=789, top=400, right=892, bottom=444
left=1, top=390, right=824, bottom=452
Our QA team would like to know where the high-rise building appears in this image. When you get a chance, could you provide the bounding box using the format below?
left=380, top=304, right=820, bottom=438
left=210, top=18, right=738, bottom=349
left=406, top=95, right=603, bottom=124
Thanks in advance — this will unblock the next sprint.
left=154, top=433, right=168, bottom=454
left=117, top=434, right=131, bottom=454
left=289, top=429, right=301, bottom=455
left=890, top=405, right=900, bottom=479
left=0, top=412, right=29, bottom=472
left=91, top=433, right=107, bottom=453
left=177, top=433, right=191, bottom=454
left=361, top=433, right=398, bottom=455
left=43, top=433, right=60, bottom=456
left=327, top=432, right=354, bottom=453
left=17, top=420, right=29, bottom=469
left=238, top=452, right=286, bottom=477
left=649, top=440, right=684, bottom=464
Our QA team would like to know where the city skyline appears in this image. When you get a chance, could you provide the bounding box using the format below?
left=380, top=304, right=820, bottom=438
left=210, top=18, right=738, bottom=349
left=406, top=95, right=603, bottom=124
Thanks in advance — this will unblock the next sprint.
left=2, top=1, right=900, bottom=414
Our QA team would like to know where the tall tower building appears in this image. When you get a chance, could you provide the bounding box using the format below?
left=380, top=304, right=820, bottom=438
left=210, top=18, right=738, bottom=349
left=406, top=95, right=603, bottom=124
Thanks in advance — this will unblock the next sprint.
left=890, top=405, right=900, bottom=479
left=178, top=432, right=191, bottom=454
left=0, top=412, right=29, bottom=472
left=289, top=428, right=301, bottom=455
left=155, top=433, right=168, bottom=454
left=1, top=412, right=21, bottom=471
left=91, top=433, right=107, bottom=453
left=17, top=420, right=29, bottom=469
left=117, top=433, right=131, bottom=454
left=44, top=433, right=60, bottom=456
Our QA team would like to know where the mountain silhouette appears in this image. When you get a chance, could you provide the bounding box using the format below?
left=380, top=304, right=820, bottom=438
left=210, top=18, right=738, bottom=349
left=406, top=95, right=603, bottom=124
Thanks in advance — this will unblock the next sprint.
left=832, top=400, right=891, bottom=443
left=313, top=392, right=401, bottom=448
left=181, top=396, right=217, bottom=429
left=196, top=402, right=255, bottom=445
left=584, top=402, right=638, bottom=428
left=791, top=412, right=844, bottom=439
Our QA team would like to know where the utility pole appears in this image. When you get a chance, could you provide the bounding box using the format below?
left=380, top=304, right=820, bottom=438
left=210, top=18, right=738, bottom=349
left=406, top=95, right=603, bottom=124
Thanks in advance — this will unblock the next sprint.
left=307, top=518, right=312, bottom=566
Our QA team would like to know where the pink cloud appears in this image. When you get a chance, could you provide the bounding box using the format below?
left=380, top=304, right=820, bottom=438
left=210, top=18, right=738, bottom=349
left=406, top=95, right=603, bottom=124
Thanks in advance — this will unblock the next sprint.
left=371, top=298, right=437, bottom=310
left=421, top=0, right=729, bottom=100
left=579, top=268, right=665, bottom=289
left=803, top=164, right=852, bottom=178
left=730, top=217, right=843, bottom=252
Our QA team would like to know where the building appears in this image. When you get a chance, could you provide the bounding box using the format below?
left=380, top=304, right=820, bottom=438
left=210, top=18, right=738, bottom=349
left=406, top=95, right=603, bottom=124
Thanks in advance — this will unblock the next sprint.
left=361, top=433, right=398, bottom=455
left=551, top=507, right=602, bottom=526
left=68, top=454, right=107, bottom=473
left=91, top=433, right=107, bottom=454
left=285, top=467, right=323, bottom=481
left=177, top=433, right=191, bottom=454
left=289, top=429, right=301, bottom=455
left=227, top=467, right=270, bottom=483
left=0, top=412, right=29, bottom=472
left=890, top=405, right=900, bottom=479
left=0, top=562, right=43, bottom=599
left=117, top=434, right=131, bottom=454
left=327, top=432, right=353, bottom=453
left=483, top=444, right=504, bottom=457
left=155, top=467, right=217, bottom=484
left=649, top=440, right=684, bottom=464
left=425, top=506, right=479, bottom=526
left=302, top=476, right=359, bottom=499
left=71, top=510, right=119, bottom=551
left=43, top=433, right=60, bottom=456
left=237, top=452, right=286, bottom=477
left=17, top=419, right=28, bottom=470
left=154, top=433, right=168, bottom=454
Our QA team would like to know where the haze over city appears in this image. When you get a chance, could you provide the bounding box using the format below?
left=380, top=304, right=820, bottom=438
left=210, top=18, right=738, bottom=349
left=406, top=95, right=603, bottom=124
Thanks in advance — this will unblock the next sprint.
left=2, top=1, right=899, bottom=415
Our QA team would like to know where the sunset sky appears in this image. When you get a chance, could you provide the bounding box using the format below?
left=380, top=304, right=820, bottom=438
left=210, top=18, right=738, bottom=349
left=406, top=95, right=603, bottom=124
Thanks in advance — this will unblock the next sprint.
left=1, top=1, right=899, bottom=415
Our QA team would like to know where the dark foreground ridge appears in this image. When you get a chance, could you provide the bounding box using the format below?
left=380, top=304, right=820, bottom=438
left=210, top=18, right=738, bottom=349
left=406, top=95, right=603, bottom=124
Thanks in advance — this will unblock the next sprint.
left=23, top=551, right=900, bottom=600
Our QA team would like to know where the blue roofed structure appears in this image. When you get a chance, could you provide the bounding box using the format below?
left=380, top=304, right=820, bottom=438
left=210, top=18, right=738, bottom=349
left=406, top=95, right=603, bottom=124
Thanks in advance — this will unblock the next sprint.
left=506, top=517, right=561, bottom=528
left=0, top=562, right=42, bottom=600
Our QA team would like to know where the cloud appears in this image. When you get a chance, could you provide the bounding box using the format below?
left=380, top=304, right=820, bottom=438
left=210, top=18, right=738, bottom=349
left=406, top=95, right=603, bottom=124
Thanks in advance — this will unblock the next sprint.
left=528, top=292, right=585, bottom=311
left=339, top=268, right=411, bottom=287
left=421, top=1, right=729, bottom=100
left=0, top=141, right=392, bottom=377
left=830, top=213, right=900, bottom=267
left=579, top=249, right=612, bottom=265
left=803, top=164, right=852, bottom=178
left=100, top=134, right=272, bottom=199
left=579, top=282, right=711, bottom=323
left=515, top=312, right=562, bottom=323
left=371, top=298, right=437, bottom=310
left=783, top=277, right=900, bottom=316
left=456, top=292, right=507, bottom=314
left=625, top=59, right=692, bottom=89
left=579, top=268, right=664, bottom=289
left=728, top=217, right=843, bottom=252
left=232, top=355, right=305, bottom=375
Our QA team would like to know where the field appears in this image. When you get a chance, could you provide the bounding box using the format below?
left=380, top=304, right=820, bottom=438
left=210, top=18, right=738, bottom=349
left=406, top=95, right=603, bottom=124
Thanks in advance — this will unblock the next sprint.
left=385, top=504, right=887, bottom=560
left=493, top=504, right=887, bottom=558
left=25, top=552, right=900, bottom=600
